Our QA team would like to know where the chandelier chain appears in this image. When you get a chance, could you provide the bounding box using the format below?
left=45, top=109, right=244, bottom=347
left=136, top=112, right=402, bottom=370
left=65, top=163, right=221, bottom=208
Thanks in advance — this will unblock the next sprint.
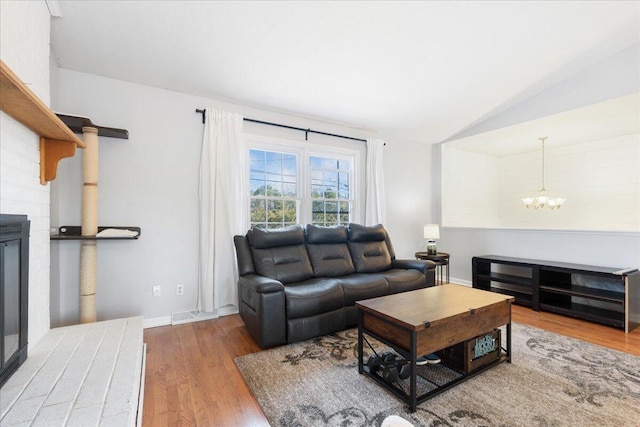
left=540, top=136, right=546, bottom=191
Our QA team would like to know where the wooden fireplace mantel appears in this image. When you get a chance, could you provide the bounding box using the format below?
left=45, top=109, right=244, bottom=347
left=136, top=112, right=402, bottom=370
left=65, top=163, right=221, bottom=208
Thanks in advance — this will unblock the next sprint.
left=0, top=60, right=85, bottom=185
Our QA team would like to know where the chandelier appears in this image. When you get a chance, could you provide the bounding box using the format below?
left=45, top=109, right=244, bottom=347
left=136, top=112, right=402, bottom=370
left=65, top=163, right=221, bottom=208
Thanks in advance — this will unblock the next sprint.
left=521, top=137, right=566, bottom=210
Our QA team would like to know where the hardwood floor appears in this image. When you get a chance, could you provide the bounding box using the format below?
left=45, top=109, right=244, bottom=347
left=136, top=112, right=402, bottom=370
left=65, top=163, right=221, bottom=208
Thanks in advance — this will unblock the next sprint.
left=143, top=314, right=269, bottom=427
left=142, top=305, right=640, bottom=426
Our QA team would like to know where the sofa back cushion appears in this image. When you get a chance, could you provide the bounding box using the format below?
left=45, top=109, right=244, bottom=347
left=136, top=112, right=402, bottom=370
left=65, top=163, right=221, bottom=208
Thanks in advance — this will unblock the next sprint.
left=248, top=225, right=313, bottom=284
left=347, top=223, right=392, bottom=273
left=305, top=224, right=356, bottom=277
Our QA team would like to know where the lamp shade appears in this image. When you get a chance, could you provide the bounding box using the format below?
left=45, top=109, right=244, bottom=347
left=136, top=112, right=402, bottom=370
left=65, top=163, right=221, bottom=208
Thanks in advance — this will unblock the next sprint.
left=423, top=224, right=440, bottom=239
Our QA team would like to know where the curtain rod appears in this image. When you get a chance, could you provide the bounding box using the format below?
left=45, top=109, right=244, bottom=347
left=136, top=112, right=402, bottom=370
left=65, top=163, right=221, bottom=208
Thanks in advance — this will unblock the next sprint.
left=195, top=108, right=369, bottom=143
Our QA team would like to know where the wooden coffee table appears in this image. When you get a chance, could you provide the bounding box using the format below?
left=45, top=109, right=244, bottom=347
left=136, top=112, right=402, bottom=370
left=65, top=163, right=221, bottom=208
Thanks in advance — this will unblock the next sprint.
left=357, top=284, right=514, bottom=412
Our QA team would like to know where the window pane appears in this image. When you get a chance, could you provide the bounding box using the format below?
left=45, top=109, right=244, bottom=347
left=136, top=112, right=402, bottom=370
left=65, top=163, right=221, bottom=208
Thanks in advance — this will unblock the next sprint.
left=338, top=173, right=349, bottom=198
left=323, top=189, right=337, bottom=199
left=283, top=154, right=296, bottom=176
left=251, top=199, right=266, bottom=223
left=312, top=200, right=324, bottom=214
left=266, top=152, right=283, bottom=174
left=284, top=201, right=297, bottom=223
left=282, top=183, right=296, bottom=197
left=250, top=152, right=266, bottom=175
left=268, top=200, right=283, bottom=223
left=310, top=185, right=322, bottom=198
left=312, top=212, right=324, bottom=224
left=266, top=181, right=282, bottom=196
left=251, top=179, right=266, bottom=194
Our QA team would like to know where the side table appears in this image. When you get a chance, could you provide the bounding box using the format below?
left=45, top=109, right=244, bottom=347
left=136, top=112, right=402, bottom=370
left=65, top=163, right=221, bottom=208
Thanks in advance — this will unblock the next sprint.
left=415, top=252, right=450, bottom=285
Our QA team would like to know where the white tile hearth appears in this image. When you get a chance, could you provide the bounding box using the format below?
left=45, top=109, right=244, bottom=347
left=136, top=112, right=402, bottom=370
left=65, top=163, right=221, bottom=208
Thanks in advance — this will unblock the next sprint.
left=0, top=317, right=145, bottom=427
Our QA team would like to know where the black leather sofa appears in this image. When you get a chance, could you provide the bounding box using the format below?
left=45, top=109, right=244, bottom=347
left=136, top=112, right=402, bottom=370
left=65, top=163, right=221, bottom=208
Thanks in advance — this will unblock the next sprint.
left=233, top=223, right=436, bottom=348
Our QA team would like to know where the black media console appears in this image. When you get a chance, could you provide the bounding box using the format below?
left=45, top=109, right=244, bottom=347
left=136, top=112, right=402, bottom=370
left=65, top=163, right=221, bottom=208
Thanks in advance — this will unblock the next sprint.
left=472, top=255, right=639, bottom=333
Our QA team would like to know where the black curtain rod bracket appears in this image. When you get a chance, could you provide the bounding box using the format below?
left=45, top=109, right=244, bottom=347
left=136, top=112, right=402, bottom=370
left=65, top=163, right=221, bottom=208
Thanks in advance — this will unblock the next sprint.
left=195, top=108, right=372, bottom=144
left=195, top=108, right=206, bottom=124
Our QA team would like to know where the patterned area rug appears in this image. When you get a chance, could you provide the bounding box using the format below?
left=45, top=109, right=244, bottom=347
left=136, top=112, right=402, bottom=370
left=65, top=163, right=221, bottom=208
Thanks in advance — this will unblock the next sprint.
left=235, top=323, right=640, bottom=426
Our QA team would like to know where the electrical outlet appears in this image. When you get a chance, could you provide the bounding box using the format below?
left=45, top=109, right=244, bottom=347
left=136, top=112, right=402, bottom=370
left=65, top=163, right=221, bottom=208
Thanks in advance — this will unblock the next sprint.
left=152, top=285, right=161, bottom=297
left=176, top=284, right=184, bottom=296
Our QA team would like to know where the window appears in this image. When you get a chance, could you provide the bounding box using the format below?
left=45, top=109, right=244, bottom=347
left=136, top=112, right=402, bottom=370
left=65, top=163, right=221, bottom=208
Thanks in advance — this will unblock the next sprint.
left=249, top=150, right=299, bottom=229
left=310, top=156, right=352, bottom=226
left=248, top=141, right=358, bottom=229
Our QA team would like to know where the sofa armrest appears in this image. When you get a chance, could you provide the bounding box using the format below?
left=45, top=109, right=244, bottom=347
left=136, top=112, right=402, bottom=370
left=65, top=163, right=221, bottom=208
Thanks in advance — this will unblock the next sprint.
left=238, top=274, right=284, bottom=293
left=392, top=258, right=435, bottom=274
left=391, top=259, right=437, bottom=288
left=237, top=274, right=286, bottom=348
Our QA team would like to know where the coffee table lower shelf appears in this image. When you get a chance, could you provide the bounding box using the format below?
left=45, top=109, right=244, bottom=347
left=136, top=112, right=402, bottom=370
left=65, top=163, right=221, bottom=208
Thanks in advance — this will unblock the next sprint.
left=359, top=339, right=509, bottom=411
left=357, top=323, right=511, bottom=412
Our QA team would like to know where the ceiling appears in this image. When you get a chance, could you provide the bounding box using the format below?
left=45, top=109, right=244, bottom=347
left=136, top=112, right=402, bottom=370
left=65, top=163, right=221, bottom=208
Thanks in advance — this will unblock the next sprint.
left=444, top=93, right=640, bottom=156
left=50, top=1, right=640, bottom=144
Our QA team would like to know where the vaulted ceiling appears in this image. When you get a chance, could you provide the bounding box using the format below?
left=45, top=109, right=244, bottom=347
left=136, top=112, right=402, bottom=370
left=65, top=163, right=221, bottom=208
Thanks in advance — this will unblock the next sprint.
left=50, top=1, right=640, bottom=144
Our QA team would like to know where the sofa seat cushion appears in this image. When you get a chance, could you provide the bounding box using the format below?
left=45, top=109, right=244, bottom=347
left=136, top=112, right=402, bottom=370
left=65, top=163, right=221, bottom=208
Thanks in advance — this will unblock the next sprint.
left=287, top=309, right=346, bottom=344
left=284, top=278, right=344, bottom=319
left=381, top=269, right=426, bottom=294
left=335, top=274, right=389, bottom=306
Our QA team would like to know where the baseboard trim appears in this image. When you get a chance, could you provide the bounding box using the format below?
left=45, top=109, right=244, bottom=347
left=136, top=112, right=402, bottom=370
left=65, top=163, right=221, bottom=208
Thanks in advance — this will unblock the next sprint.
left=143, top=316, right=171, bottom=329
left=449, top=277, right=472, bottom=287
left=143, top=306, right=240, bottom=329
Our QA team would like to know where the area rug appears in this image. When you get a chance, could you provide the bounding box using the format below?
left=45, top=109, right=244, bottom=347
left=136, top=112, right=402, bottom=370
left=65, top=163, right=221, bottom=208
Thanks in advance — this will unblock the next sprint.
left=235, top=323, right=640, bottom=426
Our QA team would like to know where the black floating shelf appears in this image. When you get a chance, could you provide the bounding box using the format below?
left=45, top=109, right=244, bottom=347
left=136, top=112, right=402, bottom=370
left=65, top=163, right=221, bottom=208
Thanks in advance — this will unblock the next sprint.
left=50, top=226, right=141, bottom=240
left=56, top=114, right=129, bottom=139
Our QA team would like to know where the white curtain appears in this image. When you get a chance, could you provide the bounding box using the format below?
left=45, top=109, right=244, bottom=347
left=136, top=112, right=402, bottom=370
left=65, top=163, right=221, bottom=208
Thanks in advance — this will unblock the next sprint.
left=198, top=108, right=247, bottom=313
left=364, top=138, right=386, bottom=225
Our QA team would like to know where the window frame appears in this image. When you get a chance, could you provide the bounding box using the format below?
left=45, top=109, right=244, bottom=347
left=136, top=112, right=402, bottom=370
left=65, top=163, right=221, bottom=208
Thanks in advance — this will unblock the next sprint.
left=245, top=134, right=361, bottom=229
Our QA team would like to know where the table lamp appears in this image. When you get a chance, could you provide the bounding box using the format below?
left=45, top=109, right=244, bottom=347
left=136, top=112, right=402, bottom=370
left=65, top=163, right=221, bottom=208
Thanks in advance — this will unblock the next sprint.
left=423, top=224, right=440, bottom=255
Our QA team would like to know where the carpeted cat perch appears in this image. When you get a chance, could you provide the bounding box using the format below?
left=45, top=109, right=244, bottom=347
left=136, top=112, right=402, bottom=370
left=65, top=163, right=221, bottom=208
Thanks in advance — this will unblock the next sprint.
left=80, top=126, right=98, bottom=323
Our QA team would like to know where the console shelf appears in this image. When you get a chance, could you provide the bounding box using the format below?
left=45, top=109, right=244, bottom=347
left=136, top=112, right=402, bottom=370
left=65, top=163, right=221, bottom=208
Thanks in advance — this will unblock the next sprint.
left=538, top=302, right=625, bottom=329
left=472, top=255, right=639, bottom=333
left=538, top=284, right=624, bottom=304
left=477, top=273, right=533, bottom=287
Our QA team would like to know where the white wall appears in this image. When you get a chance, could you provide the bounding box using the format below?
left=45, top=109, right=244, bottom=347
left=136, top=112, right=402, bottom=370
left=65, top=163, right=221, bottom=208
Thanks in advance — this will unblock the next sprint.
left=0, top=1, right=52, bottom=348
left=51, top=69, right=375, bottom=326
left=382, top=139, right=432, bottom=259
left=442, top=146, right=500, bottom=228
left=436, top=45, right=640, bottom=284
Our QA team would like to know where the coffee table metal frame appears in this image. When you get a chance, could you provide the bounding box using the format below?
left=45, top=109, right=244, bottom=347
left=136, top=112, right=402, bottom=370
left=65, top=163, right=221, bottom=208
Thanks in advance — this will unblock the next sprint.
left=357, top=285, right=513, bottom=412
